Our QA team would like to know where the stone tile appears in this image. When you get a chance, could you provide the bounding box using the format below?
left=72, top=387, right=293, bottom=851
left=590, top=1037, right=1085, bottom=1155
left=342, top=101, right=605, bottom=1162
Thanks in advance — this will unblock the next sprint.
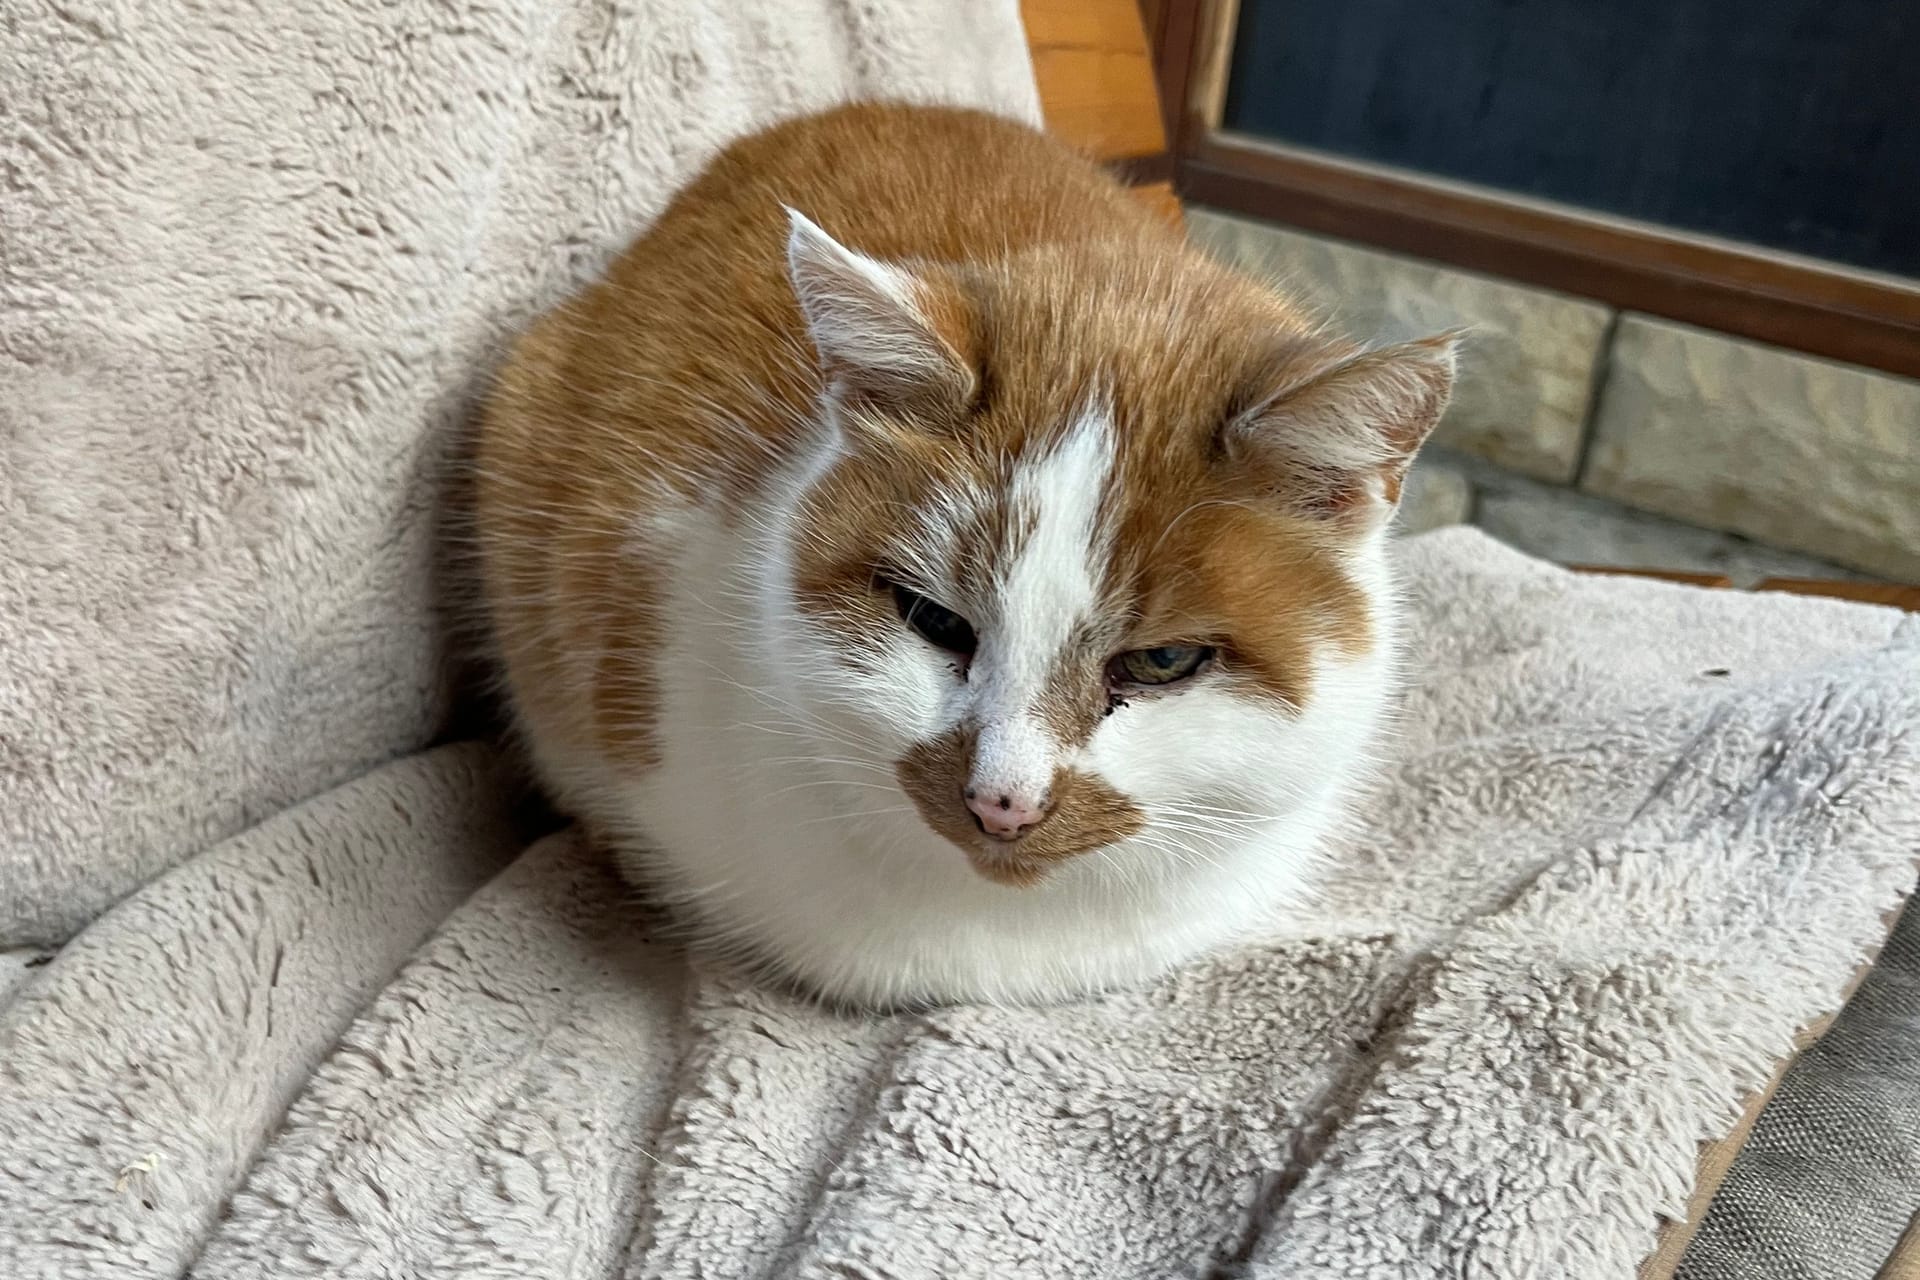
left=1584, top=316, right=1920, bottom=580
left=1189, top=208, right=1612, bottom=483
left=1396, top=458, right=1474, bottom=535
left=1437, top=451, right=1868, bottom=587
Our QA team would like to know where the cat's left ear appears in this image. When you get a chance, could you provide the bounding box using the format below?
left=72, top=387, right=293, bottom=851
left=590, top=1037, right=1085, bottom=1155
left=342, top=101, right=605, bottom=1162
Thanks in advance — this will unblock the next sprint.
left=1223, top=332, right=1461, bottom=522
left=784, top=207, right=976, bottom=415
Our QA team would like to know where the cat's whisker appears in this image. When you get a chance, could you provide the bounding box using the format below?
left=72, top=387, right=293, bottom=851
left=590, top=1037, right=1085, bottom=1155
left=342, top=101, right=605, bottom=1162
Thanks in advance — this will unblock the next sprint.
left=710, top=722, right=888, bottom=765
left=793, top=805, right=919, bottom=828
left=684, top=663, right=885, bottom=755
left=1151, top=809, right=1275, bottom=833
left=762, top=777, right=901, bottom=799
left=758, top=755, right=896, bottom=776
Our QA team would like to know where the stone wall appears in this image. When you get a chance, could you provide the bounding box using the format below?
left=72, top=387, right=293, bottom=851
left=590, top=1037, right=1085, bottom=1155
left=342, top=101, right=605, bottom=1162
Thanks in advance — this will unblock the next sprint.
left=1190, top=209, right=1920, bottom=583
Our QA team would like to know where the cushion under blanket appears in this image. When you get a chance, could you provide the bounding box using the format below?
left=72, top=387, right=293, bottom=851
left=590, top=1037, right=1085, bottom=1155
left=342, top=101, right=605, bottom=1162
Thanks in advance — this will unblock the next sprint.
left=3, top=529, right=1916, bottom=1279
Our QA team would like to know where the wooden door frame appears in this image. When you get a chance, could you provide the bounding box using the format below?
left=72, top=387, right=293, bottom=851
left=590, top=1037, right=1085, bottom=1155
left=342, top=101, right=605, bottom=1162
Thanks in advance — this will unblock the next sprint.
left=1146, top=0, right=1920, bottom=381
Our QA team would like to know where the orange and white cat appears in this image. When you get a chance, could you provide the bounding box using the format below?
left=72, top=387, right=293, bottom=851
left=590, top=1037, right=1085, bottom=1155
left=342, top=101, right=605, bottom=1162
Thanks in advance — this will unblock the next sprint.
left=474, top=103, right=1455, bottom=1007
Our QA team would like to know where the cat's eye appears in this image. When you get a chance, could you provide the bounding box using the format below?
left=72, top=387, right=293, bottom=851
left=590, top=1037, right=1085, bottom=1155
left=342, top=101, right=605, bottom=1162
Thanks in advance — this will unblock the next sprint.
left=1112, top=644, right=1214, bottom=686
left=891, top=583, right=978, bottom=656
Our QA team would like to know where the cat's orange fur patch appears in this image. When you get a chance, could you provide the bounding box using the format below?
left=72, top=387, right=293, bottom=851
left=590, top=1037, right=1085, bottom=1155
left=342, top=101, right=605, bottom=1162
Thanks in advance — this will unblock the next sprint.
left=896, top=726, right=1146, bottom=886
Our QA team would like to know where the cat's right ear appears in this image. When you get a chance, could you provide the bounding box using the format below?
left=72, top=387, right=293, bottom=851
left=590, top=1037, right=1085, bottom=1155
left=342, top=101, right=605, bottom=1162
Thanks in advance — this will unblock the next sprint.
left=784, top=207, right=976, bottom=416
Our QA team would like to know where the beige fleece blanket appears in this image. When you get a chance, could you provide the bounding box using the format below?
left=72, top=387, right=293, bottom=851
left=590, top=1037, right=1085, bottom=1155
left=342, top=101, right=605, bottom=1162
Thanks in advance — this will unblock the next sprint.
left=4, top=531, right=1917, bottom=1278
left=5, top=3, right=1920, bottom=1278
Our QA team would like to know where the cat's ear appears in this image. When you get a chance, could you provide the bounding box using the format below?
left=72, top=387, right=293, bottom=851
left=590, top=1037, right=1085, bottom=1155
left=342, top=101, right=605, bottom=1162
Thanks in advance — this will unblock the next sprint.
left=1222, top=332, right=1460, bottom=523
left=784, top=207, right=975, bottom=414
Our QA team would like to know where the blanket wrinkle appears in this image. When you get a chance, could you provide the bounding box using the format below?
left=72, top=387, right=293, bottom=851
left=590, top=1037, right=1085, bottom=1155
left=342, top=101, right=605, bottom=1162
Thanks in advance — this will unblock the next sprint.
left=0, top=743, right=521, bottom=1276
left=190, top=832, right=692, bottom=1279
left=623, top=972, right=918, bottom=1277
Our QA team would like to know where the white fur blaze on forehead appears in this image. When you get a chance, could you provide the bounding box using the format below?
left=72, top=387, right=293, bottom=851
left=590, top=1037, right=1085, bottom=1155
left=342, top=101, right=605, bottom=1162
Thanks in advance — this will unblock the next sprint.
left=989, top=403, right=1116, bottom=700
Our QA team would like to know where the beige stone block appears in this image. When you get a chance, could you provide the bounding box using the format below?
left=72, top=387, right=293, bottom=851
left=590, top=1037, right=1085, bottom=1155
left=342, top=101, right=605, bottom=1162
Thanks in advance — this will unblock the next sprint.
left=1456, top=453, right=1863, bottom=587
left=1583, top=316, right=1920, bottom=580
left=1189, top=208, right=1612, bottom=483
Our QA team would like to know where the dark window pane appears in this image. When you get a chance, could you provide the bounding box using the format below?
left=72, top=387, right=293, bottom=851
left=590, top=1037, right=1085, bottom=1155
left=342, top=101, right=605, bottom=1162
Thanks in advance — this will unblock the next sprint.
left=1222, top=0, right=1920, bottom=278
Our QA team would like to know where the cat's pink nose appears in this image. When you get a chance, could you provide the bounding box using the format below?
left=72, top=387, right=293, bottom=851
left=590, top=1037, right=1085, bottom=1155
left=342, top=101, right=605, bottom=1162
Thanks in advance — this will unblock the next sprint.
left=964, top=786, right=1052, bottom=841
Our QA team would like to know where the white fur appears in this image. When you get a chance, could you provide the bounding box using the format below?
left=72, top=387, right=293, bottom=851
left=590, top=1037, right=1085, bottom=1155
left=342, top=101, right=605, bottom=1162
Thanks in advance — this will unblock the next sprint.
left=597, top=416, right=1398, bottom=1009
left=966, top=404, right=1112, bottom=804
left=564, top=226, right=1410, bottom=1007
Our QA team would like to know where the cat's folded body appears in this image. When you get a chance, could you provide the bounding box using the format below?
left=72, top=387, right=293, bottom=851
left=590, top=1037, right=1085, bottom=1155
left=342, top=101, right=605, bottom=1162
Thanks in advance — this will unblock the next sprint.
left=474, top=103, right=1455, bottom=1007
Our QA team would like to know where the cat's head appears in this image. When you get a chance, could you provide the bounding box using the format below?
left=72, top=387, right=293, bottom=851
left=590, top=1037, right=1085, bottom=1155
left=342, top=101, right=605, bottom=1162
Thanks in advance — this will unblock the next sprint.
left=762, top=209, right=1456, bottom=887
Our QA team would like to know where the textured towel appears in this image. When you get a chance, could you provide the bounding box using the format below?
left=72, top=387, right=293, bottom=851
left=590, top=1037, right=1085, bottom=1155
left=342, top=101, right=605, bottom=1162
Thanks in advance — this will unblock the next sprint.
left=0, top=0, right=1039, bottom=945
left=4, top=530, right=1917, bottom=1278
